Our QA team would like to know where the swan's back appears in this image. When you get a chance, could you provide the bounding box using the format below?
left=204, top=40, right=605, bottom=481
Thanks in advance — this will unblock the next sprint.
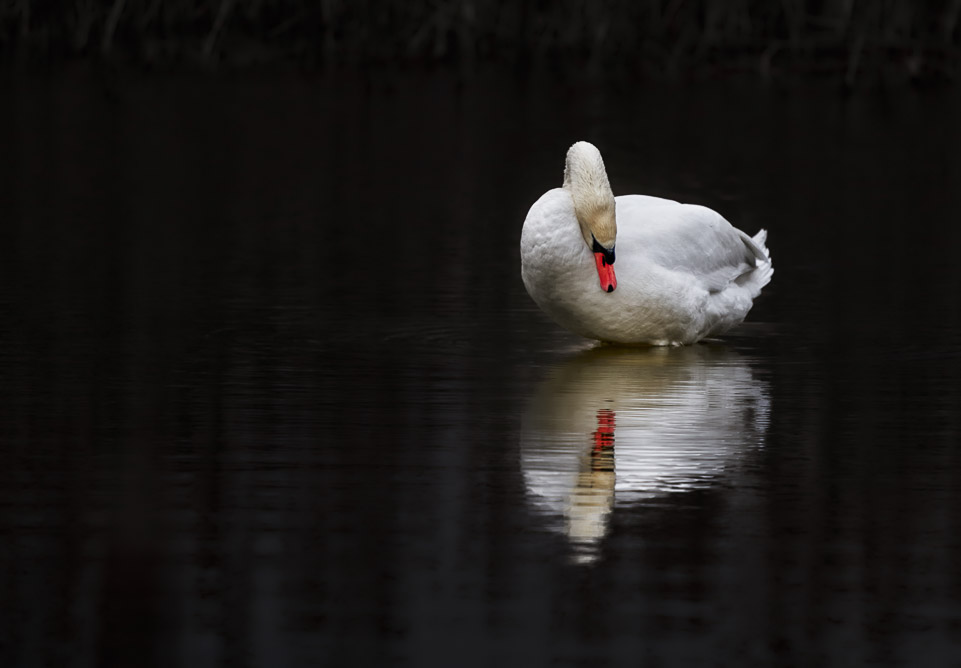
left=615, top=195, right=771, bottom=297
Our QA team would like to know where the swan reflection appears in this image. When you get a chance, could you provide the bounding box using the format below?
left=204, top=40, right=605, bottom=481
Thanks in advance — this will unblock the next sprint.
left=520, top=344, right=770, bottom=564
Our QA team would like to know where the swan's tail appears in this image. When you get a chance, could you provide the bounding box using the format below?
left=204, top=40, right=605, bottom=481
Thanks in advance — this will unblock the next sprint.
left=750, top=229, right=774, bottom=293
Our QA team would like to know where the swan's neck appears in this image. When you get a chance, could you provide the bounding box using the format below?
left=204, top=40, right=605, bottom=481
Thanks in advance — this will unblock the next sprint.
left=562, top=142, right=616, bottom=248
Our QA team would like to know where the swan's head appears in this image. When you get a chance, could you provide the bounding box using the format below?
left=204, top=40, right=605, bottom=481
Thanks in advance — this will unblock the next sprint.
left=563, top=141, right=618, bottom=293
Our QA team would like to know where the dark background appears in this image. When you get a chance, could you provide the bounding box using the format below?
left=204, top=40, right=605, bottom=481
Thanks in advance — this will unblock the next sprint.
left=2, top=3, right=961, bottom=667
left=2, top=0, right=960, bottom=83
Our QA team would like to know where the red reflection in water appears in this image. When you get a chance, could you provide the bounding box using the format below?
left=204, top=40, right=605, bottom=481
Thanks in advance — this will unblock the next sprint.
left=592, top=408, right=616, bottom=453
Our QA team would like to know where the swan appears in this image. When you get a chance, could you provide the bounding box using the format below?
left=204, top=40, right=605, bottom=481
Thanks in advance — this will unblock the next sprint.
left=520, top=141, right=773, bottom=345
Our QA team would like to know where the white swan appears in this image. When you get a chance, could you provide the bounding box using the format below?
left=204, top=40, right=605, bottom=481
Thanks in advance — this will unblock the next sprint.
left=520, top=141, right=773, bottom=345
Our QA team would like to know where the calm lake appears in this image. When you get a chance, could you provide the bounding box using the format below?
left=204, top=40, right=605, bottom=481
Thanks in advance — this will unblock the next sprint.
left=2, top=66, right=961, bottom=667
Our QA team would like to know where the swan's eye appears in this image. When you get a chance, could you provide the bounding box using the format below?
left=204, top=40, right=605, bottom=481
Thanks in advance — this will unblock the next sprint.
left=591, top=236, right=616, bottom=265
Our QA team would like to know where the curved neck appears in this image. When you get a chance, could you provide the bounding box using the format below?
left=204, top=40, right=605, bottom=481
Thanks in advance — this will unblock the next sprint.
left=562, top=142, right=616, bottom=248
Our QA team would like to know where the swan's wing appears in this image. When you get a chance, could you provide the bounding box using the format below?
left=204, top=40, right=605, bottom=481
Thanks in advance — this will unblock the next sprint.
left=615, top=194, right=682, bottom=209
left=616, top=199, right=764, bottom=294
left=737, top=228, right=769, bottom=264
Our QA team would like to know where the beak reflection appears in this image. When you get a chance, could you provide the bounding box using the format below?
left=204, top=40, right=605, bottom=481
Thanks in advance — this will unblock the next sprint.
left=520, top=345, right=770, bottom=565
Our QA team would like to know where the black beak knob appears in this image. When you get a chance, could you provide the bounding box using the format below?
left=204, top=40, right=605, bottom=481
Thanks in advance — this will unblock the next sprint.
left=592, top=237, right=615, bottom=265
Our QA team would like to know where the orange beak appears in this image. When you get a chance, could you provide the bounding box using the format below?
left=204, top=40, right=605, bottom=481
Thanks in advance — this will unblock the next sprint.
left=593, top=252, right=617, bottom=293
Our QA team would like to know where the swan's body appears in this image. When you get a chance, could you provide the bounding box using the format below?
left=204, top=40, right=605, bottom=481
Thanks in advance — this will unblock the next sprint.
left=521, top=142, right=772, bottom=345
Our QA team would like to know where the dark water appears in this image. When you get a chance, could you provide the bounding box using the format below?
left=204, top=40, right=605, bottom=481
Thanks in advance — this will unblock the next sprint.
left=2, top=67, right=961, bottom=667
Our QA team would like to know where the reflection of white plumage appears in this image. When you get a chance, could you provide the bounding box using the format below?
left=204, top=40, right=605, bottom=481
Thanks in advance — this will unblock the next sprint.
left=521, top=141, right=773, bottom=344
left=520, top=345, right=770, bottom=563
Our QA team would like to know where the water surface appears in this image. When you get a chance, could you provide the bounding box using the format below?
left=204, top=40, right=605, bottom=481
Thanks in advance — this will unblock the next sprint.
left=2, top=68, right=961, bottom=667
